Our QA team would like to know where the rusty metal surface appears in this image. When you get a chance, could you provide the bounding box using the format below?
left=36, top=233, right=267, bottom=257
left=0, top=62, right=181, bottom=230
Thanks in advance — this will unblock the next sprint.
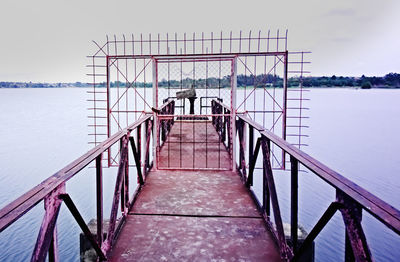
left=132, top=169, right=259, bottom=217
left=109, top=215, right=281, bottom=262
left=158, top=121, right=231, bottom=170
left=109, top=167, right=280, bottom=261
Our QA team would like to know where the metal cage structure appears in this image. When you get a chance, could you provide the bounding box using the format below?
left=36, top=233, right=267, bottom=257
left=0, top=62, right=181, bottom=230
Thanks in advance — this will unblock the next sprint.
left=87, top=30, right=310, bottom=170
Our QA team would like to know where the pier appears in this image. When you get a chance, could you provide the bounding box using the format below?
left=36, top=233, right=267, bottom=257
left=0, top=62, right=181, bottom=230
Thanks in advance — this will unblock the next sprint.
left=0, top=31, right=399, bottom=261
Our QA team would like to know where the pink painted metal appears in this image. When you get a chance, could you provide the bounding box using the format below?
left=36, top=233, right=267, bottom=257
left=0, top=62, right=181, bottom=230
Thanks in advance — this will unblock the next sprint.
left=88, top=31, right=310, bottom=169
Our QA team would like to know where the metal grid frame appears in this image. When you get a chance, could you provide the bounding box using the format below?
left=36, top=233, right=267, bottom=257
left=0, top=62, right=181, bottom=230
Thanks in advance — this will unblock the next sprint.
left=87, top=30, right=310, bottom=169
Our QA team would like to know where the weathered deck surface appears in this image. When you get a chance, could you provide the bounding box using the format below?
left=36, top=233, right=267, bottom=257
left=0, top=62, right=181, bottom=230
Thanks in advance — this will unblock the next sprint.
left=158, top=120, right=231, bottom=169
left=109, top=121, right=281, bottom=261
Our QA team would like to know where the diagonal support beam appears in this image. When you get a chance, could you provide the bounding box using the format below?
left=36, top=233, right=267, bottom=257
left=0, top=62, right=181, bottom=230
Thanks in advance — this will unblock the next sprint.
left=292, top=202, right=343, bottom=262
left=261, top=137, right=291, bottom=260
left=59, top=194, right=107, bottom=261
left=246, top=137, right=261, bottom=187
left=129, top=136, right=144, bottom=185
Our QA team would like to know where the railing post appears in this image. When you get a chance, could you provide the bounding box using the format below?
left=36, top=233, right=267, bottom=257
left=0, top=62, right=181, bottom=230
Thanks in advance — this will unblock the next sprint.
left=263, top=141, right=270, bottom=216
left=124, top=134, right=130, bottom=214
left=144, top=119, right=152, bottom=176
left=105, top=136, right=129, bottom=254
left=137, top=124, right=142, bottom=181
left=237, top=119, right=247, bottom=181
left=119, top=137, right=125, bottom=212
left=290, top=155, right=299, bottom=252
left=48, top=225, right=59, bottom=262
left=249, top=125, right=254, bottom=170
left=261, top=136, right=291, bottom=259
left=95, top=154, right=103, bottom=246
left=337, top=190, right=373, bottom=262
left=31, top=184, right=65, bottom=262
left=222, top=108, right=227, bottom=143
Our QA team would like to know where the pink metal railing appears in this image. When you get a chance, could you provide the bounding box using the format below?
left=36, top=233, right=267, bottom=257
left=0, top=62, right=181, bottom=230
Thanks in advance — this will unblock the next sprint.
left=0, top=114, right=153, bottom=261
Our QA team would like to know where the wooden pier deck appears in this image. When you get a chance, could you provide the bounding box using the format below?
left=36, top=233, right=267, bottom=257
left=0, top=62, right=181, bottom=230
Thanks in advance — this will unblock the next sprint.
left=109, top=121, right=281, bottom=261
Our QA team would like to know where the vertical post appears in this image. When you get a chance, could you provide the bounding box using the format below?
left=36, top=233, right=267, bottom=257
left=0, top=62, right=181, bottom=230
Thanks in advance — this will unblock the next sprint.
left=249, top=125, right=254, bottom=168
left=222, top=108, right=227, bottom=143
left=290, top=155, right=298, bottom=251
left=144, top=119, right=152, bottom=176
left=263, top=151, right=270, bottom=216
left=152, top=59, right=158, bottom=170
left=237, top=119, right=247, bottom=180
left=95, top=154, right=103, bottom=245
left=282, top=51, right=288, bottom=169
left=345, top=232, right=355, bottom=262
left=261, top=137, right=290, bottom=259
left=337, top=190, right=373, bottom=262
left=106, top=56, right=111, bottom=167
left=231, top=57, right=237, bottom=171
left=136, top=124, right=142, bottom=184
left=31, top=185, right=65, bottom=262
left=124, top=134, right=129, bottom=214
left=48, top=226, right=59, bottom=262
left=119, top=138, right=125, bottom=212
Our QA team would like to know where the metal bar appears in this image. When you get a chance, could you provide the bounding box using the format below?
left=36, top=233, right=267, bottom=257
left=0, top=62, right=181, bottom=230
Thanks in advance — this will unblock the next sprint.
left=337, top=190, right=373, bottom=262
left=291, top=156, right=299, bottom=251
left=107, top=51, right=288, bottom=60
left=129, top=137, right=144, bottom=185
left=124, top=136, right=129, bottom=214
left=247, top=137, right=261, bottom=187
left=144, top=119, right=152, bottom=177
left=261, top=137, right=291, bottom=259
left=59, top=194, right=107, bottom=261
left=48, top=224, right=58, bottom=262
left=237, top=119, right=247, bottom=181
left=105, top=136, right=128, bottom=252
left=292, top=202, right=343, bottom=262
left=236, top=113, right=400, bottom=235
left=282, top=51, right=288, bottom=169
left=137, top=124, right=142, bottom=183
left=31, top=185, right=64, bottom=262
left=96, top=154, right=103, bottom=245
left=248, top=124, right=254, bottom=184
left=106, top=56, right=111, bottom=167
left=231, top=57, right=237, bottom=171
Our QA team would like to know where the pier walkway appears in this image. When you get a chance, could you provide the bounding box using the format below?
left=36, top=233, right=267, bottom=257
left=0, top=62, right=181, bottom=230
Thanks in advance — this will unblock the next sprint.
left=109, top=121, right=281, bottom=261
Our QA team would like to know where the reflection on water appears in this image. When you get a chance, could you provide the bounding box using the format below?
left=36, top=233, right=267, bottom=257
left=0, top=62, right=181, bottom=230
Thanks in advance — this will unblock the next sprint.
left=0, top=88, right=399, bottom=261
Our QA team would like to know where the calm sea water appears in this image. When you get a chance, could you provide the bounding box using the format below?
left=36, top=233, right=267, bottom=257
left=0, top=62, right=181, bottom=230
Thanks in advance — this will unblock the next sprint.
left=0, top=88, right=399, bottom=261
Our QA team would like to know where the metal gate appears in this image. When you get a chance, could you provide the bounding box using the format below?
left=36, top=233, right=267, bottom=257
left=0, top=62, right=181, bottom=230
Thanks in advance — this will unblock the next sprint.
left=155, top=56, right=235, bottom=170
left=88, top=31, right=309, bottom=170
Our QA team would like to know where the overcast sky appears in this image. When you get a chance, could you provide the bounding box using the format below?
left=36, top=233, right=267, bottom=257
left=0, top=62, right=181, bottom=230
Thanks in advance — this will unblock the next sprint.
left=0, top=0, right=399, bottom=82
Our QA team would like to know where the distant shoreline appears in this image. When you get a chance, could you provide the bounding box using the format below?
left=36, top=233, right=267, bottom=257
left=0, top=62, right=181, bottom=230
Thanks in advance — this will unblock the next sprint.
left=1, top=85, right=399, bottom=89
left=1, top=72, right=399, bottom=89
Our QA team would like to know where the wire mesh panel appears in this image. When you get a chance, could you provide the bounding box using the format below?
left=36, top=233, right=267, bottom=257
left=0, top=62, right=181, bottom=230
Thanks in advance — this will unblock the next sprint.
left=156, top=57, right=234, bottom=170
left=88, top=31, right=310, bottom=169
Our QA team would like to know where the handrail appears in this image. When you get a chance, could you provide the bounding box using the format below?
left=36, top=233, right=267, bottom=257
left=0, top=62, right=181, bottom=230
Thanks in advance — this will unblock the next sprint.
left=0, top=114, right=154, bottom=261
left=238, top=113, right=400, bottom=235
left=211, top=98, right=400, bottom=261
left=0, top=114, right=152, bottom=233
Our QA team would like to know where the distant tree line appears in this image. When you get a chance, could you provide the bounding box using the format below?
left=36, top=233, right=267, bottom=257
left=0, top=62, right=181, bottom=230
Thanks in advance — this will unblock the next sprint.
left=300, top=73, right=400, bottom=88
left=1, top=73, right=399, bottom=88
